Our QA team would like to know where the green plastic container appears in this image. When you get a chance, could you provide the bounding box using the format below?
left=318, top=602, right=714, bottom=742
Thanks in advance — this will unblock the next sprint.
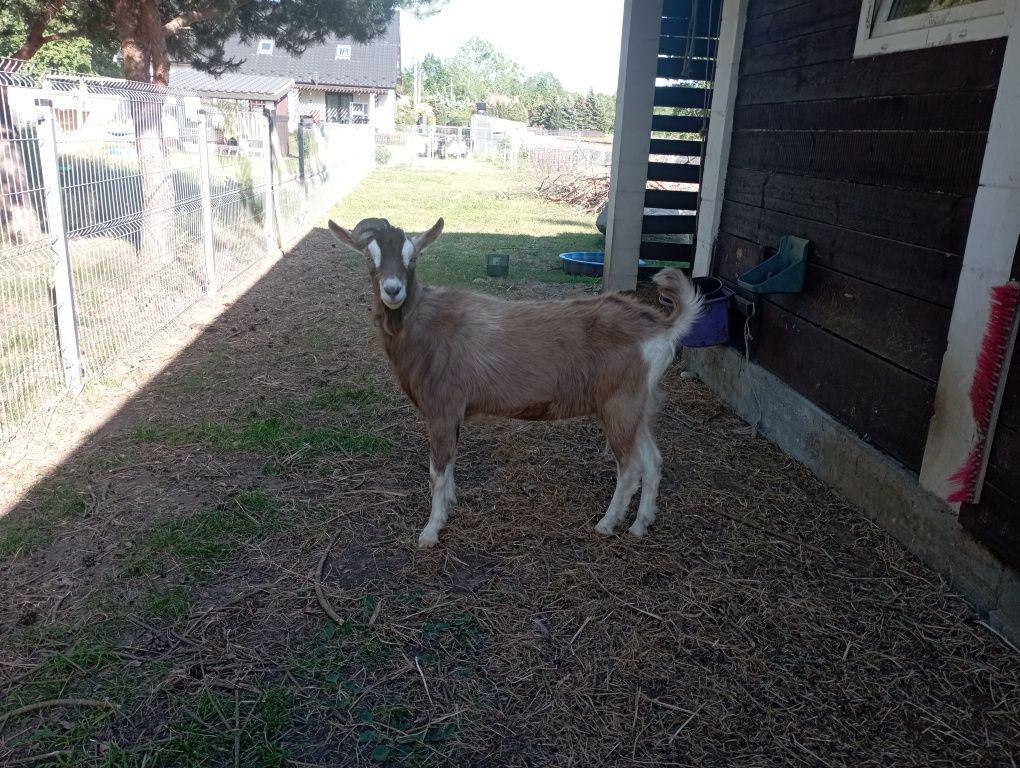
left=737, top=235, right=809, bottom=294
left=486, top=253, right=510, bottom=277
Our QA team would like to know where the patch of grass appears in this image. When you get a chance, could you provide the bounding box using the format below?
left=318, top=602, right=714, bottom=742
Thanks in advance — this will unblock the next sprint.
left=355, top=702, right=458, bottom=766
left=332, top=166, right=605, bottom=292
left=312, top=384, right=392, bottom=411
left=0, top=484, right=89, bottom=558
left=126, top=490, right=282, bottom=575
left=133, top=407, right=388, bottom=461
left=140, top=586, right=191, bottom=622
left=152, top=688, right=298, bottom=768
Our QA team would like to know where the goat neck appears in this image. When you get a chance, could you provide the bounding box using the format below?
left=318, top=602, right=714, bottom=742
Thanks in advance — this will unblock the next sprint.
left=374, top=272, right=421, bottom=339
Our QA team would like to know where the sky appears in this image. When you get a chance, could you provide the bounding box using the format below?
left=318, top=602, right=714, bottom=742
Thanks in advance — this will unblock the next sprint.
left=399, top=0, right=625, bottom=95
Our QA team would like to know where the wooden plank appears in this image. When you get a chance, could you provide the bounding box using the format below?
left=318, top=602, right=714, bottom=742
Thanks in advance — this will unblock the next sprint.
left=655, top=85, right=714, bottom=109
left=649, top=138, right=704, bottom=157
left=651, top=114, right=708, bottom=134
left=740, top=25, right=855, bottom=76
left=728, top=129, right=988, bottom=196
left=640, top=241, right=695, bottom=262
left=960, top=483, right=1020, bottom=572
left=663, top=0, right=722, bottom=23
left=660, top=17, right=721, bottom=39
left=753, top=299, right=936, bottom=470
left=723, top=168, right=975, bottom=255
left=746, top=0, right=830, bottom=21
left=643, top=214, right=698, bottom=235
left=733, top=92, right=998, bottom=132
left=645, top=188, right=699, bottom=210
left=661, top=0, right=693, bottom=15
left=647, top=161, right=702, bottom=183
left=985, top=424, right=1020, bottom=503
left=737, top=39, right=1007, bottom=106
left=741, top=0, right=860, bottom=49
left=714, top=232, right=952, bottom=381
left=720, top=200, right=963, bottom=307
left=657, top=57, right=717, bottom=82
left=658, top=37, right=718, bottom=58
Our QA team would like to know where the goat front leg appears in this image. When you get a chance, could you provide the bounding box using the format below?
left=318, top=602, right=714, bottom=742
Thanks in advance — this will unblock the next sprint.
left=596, top=454, right=641, bottom=535
left=418, top=420, right=458, bottom=548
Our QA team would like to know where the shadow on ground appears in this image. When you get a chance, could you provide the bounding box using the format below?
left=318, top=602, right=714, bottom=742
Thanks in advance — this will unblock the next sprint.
left=1, top=225, right=1018, bottom=767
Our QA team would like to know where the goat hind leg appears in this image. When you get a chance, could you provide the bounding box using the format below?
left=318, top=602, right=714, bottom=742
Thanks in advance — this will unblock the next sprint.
left=629, top=426, right=662, bottom=537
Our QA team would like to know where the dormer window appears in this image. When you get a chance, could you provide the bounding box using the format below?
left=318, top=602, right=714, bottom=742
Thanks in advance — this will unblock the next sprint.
left=257, top=39, right=275, bottom=55
left=335, top=44, right=351, bottom=60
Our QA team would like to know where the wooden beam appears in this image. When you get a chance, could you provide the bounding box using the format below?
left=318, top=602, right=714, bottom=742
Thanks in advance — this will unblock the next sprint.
left=694, top=0, right=749, bottom=277
left=604, top=0, right=664, bottom=292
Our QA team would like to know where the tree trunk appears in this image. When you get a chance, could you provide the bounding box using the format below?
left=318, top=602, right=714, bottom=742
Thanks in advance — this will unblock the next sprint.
left=12, top=1, right=64, bottom=61
left=114, top=0, right=176, bottom=264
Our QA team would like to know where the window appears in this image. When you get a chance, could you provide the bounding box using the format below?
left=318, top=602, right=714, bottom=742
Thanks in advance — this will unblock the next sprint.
left=257, top=39, right=275, bottom=55
left=854, top=0, right=1011, bottom=57
left=325, top=93, right=353, bottom=122
left=335, top=44, right=352, bottom=60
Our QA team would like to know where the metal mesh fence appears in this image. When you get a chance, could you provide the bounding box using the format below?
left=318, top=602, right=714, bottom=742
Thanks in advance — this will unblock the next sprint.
left=0, top=58, right=373, bottom=444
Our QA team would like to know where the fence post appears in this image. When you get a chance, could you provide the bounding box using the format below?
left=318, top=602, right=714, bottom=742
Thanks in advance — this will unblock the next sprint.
left=297, top=119, right=306, bottom=181
left=263, top=106, right=277, bottom=256
left=35, top=98, right=84, bottom=393
left=197, top=109, right=217, bottom=296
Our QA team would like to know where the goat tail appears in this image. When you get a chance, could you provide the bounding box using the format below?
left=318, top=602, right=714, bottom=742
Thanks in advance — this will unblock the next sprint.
left=654, top=268, right=705, bottom=343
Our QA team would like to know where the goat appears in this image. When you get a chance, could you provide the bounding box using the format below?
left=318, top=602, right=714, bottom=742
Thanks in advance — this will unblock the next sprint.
left=328, top=217, right=703, bottom=547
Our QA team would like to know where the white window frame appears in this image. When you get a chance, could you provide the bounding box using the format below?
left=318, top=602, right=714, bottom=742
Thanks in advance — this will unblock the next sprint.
left=854, top=0, right=1013, bottom=57
left=335, top=44, right=352, bottom=60
left=257, top=39, right=275, bottom=55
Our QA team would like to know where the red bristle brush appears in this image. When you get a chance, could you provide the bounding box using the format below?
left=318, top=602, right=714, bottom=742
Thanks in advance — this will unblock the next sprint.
left=948, top=280, right=1020, bottom=504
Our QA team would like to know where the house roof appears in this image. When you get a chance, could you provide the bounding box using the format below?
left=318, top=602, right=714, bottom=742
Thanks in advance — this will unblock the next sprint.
left=218, top=20, right=400, bottom=91
left=169, top=68, right=294, bottom=101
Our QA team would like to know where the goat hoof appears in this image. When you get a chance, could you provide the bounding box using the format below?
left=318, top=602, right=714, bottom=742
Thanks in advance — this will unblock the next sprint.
left=417, top=530, right=439, bottom=548
left=595, top=522, right=615, bottom=536
left=628, top=522, right=648, bottom=538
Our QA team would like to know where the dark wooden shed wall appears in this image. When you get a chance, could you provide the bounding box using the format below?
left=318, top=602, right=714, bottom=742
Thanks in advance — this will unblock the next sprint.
left=712, top=0, right=1007, bottom=471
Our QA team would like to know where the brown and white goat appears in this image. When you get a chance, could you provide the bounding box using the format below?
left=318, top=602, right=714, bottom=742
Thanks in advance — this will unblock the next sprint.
left=329, top=217, right=703, bottom=547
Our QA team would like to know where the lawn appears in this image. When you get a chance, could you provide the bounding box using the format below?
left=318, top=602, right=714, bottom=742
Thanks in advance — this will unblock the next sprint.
left=0, top=161, right=1017, bottom=767
left=331, top=163, right=605, bottom=290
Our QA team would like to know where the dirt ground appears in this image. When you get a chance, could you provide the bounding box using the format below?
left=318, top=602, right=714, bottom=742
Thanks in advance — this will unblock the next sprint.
left=1, top=225, right=1018, bottom=767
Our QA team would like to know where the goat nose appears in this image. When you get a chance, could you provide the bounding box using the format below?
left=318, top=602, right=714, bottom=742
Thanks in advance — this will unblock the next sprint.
left=385, top=284, right=401, bottom=298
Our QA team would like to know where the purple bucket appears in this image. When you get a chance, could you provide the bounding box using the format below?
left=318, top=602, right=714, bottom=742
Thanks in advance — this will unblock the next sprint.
left=680, top=277, right=731, bottom=348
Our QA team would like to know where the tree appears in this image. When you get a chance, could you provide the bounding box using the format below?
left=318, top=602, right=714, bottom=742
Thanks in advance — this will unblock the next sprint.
left=1, top=6, right=118, bottom=74
left=3, top=0, right=444, bottom=256
left=4, top=0, right=445, bottom=86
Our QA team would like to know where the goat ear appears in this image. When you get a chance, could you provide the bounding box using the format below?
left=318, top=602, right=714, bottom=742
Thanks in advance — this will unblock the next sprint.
left=328, top=220, right=361, bottom=252
left=412, top=217, right=444, bottom=252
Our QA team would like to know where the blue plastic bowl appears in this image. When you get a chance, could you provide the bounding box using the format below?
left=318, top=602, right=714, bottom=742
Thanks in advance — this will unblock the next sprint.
left=559, top=251, right=649, bottom=277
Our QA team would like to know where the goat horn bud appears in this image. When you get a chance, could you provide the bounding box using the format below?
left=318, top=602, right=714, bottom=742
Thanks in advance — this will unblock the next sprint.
left=352, top=217, right=391, bottom=247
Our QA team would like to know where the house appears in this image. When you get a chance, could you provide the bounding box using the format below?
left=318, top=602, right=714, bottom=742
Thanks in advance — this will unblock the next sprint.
left=214, top=20, right=401, bottom=132
left=168, top=68, right=296, bottom=151
left=605, top=0, right=1020, bottom=642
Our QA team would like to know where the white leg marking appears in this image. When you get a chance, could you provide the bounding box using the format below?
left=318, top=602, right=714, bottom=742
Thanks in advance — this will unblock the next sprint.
left=596, top=456, right=641, bottom=535
left=630, top=429, right=662, bottom=537
left=419, top=460, right=456, bottom=548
